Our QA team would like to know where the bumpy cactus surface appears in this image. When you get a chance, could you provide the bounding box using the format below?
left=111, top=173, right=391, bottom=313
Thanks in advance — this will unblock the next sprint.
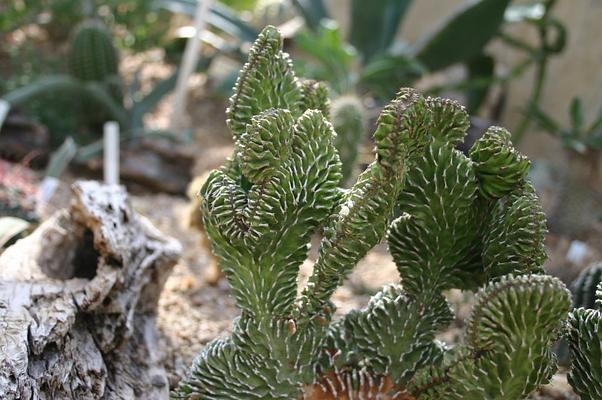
left=174, top=26, right=570, bottom=400
left=567, top=264, right=602, bottom=399
left=571, top=262, right=602, bottom=310
left=68, top=20, right=122, bottom=103
left=69, top=20, right=119, bottom=83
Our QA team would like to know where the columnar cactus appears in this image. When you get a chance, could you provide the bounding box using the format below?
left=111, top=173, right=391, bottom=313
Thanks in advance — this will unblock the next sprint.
left=330, top=95, right=366, bottom=186
left=567, top=264, right=602, bottom=399
left=68, top=20, right=122, bottom=102
left=69, top=20, right=119, bottom=83
left=571, top=262, right=602, bottom=310
left=174, top=26, right=571, bottom=400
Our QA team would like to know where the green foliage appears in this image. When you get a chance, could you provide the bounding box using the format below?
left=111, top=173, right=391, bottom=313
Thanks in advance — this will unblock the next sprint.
left=529, top=97, right=602, bottom=154
left=0, top=0, right=172, bottom=50
left=413, top=0, right=511, bottom=72
left=567, top=279, right=602, bottom=399
left=294, top=21, right=358, bottom=95
left=251, top=0, right=295, bottom=29
left=348, top=0, right=412, bottom=65
left=2, top=20, right=177, bottom=147
left=292, top=0, right=514, bottom=103
left=174, top=26, right=571, bottom=400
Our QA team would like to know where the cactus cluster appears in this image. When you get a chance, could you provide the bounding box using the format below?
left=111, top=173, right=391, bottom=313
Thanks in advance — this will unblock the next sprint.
left=174, top=26, right=571, bottom=399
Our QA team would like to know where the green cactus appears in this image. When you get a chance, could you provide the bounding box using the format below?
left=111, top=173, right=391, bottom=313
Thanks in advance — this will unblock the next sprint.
left=68, top=21, right=119, bottom=83
left=68, top=20, right=122, bottom=103
left=567, top=279, right=602, bottom=399
left=330, top=95, right=366, bottom=186
left=571, top=262, right=602, bottom=310
left=174, top=26, right=571, bottom=400
left=566, top=262, right=602, bottom=399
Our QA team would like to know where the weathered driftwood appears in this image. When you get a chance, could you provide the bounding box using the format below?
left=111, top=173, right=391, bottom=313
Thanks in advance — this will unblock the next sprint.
left=0, top=181, right=181, bottom=399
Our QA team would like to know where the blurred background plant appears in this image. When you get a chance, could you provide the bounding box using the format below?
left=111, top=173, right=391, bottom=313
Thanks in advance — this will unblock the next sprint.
left=1, top=0, right=599, bottom=238
left=290, top=0, right=566, bottom=118
left=528, top=97, right=602, bottom=237
left=2, top=20, right=179, bottom=151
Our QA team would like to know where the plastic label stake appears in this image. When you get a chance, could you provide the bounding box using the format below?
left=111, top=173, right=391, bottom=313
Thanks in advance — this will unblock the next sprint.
left=104, top=121, right=120, bottom=185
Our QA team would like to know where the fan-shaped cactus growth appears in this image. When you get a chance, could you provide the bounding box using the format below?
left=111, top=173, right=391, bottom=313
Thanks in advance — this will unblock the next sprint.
left=174, top=26, right=571, bottom=400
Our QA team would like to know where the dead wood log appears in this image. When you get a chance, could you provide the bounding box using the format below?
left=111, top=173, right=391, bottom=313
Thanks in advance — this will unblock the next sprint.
left=0, top=181, right=181, bottom=399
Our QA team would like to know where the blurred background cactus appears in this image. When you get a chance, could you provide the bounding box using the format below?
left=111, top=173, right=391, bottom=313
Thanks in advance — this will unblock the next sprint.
left=567, top=269, right=602, bottom=399
left=571, top=262, right=602, bottom=310
left=174, top=26, right=570, bottom=399
left=68, top=20, right=122, bottom=101
left=528, top=97, right=602, bottom=237
left=329, top=94, right=365, bottom=185
left=2, top=19, right=178, bottom=155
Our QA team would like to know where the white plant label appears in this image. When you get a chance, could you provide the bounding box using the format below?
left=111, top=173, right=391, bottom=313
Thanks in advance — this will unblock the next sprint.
left=104, top=121, right=120, bottom=185
left=0, top=99, right=10, bottom=131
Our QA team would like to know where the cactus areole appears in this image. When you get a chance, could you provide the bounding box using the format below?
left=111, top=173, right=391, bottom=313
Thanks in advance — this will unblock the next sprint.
left=173, top=26, right=571, bottom=400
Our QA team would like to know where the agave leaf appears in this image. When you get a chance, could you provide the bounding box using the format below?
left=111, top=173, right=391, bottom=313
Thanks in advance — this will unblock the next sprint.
left=130, top=71, right=178, bottom=132
left=349, top=0, right=412, bottom=64
left=156, top=0, right=258, bottom=43
left=413, top=0, right=512, bottom=72
left=466, top=53, right=495, bottom=114
left=291, top=0, right=330, bottom=32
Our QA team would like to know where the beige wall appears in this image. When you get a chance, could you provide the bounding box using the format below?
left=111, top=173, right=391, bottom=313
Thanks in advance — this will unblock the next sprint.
left=325, top=0, right=602, bottom=160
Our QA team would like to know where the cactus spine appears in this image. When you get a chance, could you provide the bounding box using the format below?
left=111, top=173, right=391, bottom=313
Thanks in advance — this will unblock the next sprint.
left=173, top=26, right=571, bottom=400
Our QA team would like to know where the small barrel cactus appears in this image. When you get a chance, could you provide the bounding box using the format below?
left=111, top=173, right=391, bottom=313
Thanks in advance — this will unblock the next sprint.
left=571, top=261, right=602, bottom=310
left=173, top=26, right=571, bottom=400
left=567, top=263, right=602, bottom=399
left=69, top=20, right=119, bottom=82
left=68, top=20, right=122, bottom=102
left=330, top=95, right=366, bottom=186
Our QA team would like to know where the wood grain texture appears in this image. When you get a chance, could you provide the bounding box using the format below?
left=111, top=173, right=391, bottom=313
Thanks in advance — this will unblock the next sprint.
left=0, top=181, right=181, bottom=399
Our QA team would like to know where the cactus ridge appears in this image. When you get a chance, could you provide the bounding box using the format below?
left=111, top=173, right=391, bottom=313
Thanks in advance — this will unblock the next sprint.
left=174, top=26, right=571, bottom=400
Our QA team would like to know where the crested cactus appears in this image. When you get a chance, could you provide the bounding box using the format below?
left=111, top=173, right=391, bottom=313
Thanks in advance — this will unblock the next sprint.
left=174, top=26, right=571, bottom=400
left=330, top=95, right=366, bottom=186
left=567, top=263, right=602, bottom=399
